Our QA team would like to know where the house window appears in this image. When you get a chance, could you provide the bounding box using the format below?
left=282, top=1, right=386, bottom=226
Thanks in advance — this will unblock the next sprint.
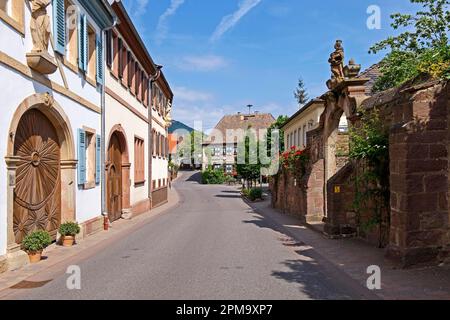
left=87, top=25, right=96, bottom=80
left=106, top=30, right=112, bottom=68
left=112, top=32, right=119, bottom=77
left=294, top=130, right=297, bottom=147
left=297, top=129, right=302, bottom=149
left=214, top=147, right=222, bottom=157
left=65, top=0, right=77, bottom=66
left=226, top=146, right=233, bottom=156
left=77, top=128, right=100, bottom=189
left=0, top=0, right=25, bottom=34
left=0, top=0, right=8, bottom=13
left=226, top=165, right=233, bottom=174
left=134, top=137, right=145, bottom=184
left=303, top=125, right=307, bottom=148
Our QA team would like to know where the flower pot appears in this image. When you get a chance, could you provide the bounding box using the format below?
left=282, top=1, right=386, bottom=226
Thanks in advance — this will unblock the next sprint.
left=62, top=235, right=75, bottom=247
left=28, top=251, right=43, bottom=264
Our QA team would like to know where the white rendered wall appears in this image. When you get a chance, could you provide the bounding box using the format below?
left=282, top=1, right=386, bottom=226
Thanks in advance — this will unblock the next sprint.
left=0, top=1, right=103, bottom=255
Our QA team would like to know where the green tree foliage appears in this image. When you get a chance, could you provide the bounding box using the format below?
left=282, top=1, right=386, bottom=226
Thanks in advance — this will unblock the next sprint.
left=267, top=115, right=289, bottom=154
left=236, top=130, right=261, bottom=188
left=370, top=0, right=450, bottom=92
left=201, top=167, right=226, bottom=184
left=349, top=108, right=390, bottom=246
left=294, top=78, right=309, bottom=106
left=176, top=130, right=205, bottom=166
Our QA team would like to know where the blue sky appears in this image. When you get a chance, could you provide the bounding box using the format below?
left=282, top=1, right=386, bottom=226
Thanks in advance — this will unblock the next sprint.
left=122, top=0, right=418, bottom=131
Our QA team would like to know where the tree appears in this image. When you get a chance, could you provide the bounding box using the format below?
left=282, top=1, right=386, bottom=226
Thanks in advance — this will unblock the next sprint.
left=370, top=0, right=450, bottom=92
left=294, top=78, right=309, bottom=106
left=236, top=130, right=261, bottom=189
left=267, top=115, right=289, bottom=155
left=176, top=130, right=204, bottom=167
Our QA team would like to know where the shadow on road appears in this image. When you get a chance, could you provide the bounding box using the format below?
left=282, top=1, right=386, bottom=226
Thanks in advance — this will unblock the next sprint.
left=184, top=171, right=202, bottom=184
left=241, top=203, right=375, bottom=300
left=215, top=194, right=242, bottom=199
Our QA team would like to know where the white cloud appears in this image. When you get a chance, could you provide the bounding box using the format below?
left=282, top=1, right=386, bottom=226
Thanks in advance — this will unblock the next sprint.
left=156, top=0, right=186, bottom=43
left=176, top=55, right=228, bottom=72
left=210, top=0, right=262, bottom=42
left=173, top=87, right=214, bottom=103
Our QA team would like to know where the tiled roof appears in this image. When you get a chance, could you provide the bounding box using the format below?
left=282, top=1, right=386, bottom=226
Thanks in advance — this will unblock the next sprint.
left=205, top=113, right=276, bottom=144
left=357, top=64, right=381, bottom=96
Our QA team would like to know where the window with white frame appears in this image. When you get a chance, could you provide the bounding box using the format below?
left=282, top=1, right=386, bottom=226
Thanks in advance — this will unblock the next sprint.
left=0, top=0, right=24, bottom=33
left=65, top=0, right=78, bottom=66
left=77, top=128, right=100, bottom=188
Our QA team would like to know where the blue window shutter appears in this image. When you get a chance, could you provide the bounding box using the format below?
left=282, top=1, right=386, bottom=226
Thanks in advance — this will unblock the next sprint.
left=95, top=134, right=101, bottom=184
left=96, top=35, right=103, bottom=84
left=78, top=14, right=88, bottom=72
left=83, top=14, right=88, bottom=71
left=52, top=0, right=65, bottom=55
left=78, top=14, right=84, bottom=71
left=77, top=129, right=86, bottom=185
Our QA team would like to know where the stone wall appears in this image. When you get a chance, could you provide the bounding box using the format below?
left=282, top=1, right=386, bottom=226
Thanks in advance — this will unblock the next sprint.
left=326, top=79, right=450, bottom=266
left=385, top=80, right=450, bottom=267
left=270, top=171, right=307, bottom=219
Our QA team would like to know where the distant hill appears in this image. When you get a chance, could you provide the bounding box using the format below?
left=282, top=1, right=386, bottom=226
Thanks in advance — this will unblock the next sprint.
left=169, top=120, right=195, bottom=134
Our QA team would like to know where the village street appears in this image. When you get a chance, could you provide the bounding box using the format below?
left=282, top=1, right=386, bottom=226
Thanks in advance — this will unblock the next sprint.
left=0, top=171, right=377, bottom=300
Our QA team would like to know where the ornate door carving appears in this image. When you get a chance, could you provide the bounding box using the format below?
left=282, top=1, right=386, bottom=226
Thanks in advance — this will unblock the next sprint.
left=107, top=133, right=122, bottom=222
left=13, top=109, right=61, bottom=243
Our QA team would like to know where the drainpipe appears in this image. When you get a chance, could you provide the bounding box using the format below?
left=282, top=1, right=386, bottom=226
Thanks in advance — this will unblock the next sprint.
left=101, top=21, right=117, bottom=227
left=148, top=67, right=162, bottom=208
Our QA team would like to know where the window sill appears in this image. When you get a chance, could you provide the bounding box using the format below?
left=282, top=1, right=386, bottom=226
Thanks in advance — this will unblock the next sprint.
left=0, top=11, right=25, bottom=36
left=83, top=181, right=96, bottom=190
left=62, top=57, right=79, bottom=75
left=85, top=76, right=97, bottom=88
left=134, top=180, right=145, bottom=186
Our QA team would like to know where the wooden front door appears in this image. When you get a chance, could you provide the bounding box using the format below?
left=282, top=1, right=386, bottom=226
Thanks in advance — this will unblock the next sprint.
left=13, top=109, right=61, bottom=243
left=107, top=133, right=122, bottom=222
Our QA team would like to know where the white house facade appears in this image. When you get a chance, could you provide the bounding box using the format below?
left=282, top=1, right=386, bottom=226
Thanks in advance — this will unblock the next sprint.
left=0, top=0, right=115, bottom=271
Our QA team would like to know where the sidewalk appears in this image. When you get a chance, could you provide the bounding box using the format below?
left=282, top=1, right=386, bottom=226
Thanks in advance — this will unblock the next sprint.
left=245, top=195, right=450, bottom=300
left=0, top=186, right=180, bottom=296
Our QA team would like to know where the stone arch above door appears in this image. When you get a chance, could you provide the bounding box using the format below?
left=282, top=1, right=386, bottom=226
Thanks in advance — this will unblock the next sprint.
left=5, top=93, right=76, bottom=251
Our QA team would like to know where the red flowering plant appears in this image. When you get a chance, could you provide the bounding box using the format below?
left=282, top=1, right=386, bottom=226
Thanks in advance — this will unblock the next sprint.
left=281, top=146, right=309, bottom=178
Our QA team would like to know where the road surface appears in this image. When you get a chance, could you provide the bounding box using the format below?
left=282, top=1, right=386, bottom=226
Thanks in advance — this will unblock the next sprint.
left=5, top=171, right=375, bottom=300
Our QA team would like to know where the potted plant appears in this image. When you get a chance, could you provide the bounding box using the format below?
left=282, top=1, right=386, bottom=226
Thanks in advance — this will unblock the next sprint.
left=22, top=230, right=52, bottom=263
left=59, top=222, right=81, bottom=247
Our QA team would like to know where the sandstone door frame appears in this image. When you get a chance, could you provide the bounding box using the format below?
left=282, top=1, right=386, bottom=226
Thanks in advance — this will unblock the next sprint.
left=5, top=93, right=76, bottom=254
left=106, top=125, right=131, bottom=222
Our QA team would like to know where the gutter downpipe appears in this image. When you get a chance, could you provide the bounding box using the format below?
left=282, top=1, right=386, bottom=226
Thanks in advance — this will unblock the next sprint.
left=148, top=67, right=162, bottom=208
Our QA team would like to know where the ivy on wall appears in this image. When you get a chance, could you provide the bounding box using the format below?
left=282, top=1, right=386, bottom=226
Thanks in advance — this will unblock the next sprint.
left=349, top=108, right=390, bottom=247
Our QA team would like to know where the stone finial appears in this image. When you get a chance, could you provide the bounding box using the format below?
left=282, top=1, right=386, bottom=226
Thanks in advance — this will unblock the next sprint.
left=344, top=58, right=361, bottom=78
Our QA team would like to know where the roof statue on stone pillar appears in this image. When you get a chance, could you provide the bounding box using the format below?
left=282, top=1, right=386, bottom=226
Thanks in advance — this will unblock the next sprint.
left=326, top=40, right=363, bottom=90
left=327, top=40, right=345, bottom=89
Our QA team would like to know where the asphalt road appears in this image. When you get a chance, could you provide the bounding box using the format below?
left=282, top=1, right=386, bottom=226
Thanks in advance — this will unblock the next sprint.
left=7, top=171, right=374, bottom=300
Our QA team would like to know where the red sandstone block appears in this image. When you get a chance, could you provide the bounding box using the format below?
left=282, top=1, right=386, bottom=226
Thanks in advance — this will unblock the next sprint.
left=408, top=131, right=447, bottom=144
left=407, top=144, right=429, bottom=159
left=406, top=229, right=444, bottom=247
left=429, top=144, right=447, bottom=159
left=424, top=175, right=448, bottom=193
left=402, top=193, right=438, bottom=212
left=402, top=159, right=447, bottom=174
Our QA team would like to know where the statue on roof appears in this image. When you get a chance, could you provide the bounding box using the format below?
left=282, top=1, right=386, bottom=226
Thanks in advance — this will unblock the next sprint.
left=29, top=0, right=51, bottom=52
